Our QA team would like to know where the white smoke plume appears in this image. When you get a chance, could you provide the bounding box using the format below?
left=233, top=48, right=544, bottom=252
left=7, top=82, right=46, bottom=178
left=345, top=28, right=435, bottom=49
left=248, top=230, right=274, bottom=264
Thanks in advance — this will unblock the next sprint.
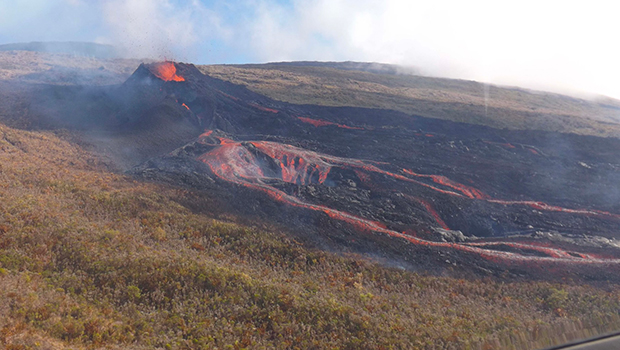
left=1, top=0, right=619, bottom=99
left=100, top=0, right=223, bottom=60
left=240, top=0, right=620, bottom=99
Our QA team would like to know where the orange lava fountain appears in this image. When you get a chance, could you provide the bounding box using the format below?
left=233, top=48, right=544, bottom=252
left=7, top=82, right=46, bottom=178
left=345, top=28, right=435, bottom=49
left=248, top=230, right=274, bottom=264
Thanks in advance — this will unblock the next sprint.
left=152, top=62, right=185, bottom=82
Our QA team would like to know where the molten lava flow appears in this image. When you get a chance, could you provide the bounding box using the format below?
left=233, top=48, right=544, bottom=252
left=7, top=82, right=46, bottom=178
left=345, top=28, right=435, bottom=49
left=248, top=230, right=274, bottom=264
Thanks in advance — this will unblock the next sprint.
left=152, top=62, right=185, bottom=82
left=206, top=136, right=619, bottom=220
left=248, top=103, right=279, bottom=113
left=464, top=241, right=597, bottom=260
left=182, top=103, right=190, bottom=111
left=199, top=130, right=213, bottom=138
left=250, top=142, right=331, bottom=185
left=196, top=135, right=620, bottom=265
left=412, top=197, right=450, bottom=230
left=297, top=117, right=364, bottom=130
left=402, top=169, right=489, bottom=199
left=486, top=199, right=620, bottom=219
left=216, top=90, right=240, bottom=101
left=399, top=169, right=620, bottom=219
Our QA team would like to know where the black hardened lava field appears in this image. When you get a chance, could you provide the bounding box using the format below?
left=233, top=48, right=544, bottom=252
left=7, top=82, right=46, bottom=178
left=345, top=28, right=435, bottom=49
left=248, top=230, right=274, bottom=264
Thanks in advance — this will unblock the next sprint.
left=32, top=62, right=620, bottom=280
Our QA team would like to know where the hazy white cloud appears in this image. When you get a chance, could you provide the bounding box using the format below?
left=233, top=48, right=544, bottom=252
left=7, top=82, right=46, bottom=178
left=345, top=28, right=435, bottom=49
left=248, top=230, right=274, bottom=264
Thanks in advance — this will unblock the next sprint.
left=238, top=0, right=620, bottom=99
left=1, top=0, right=618, bottom=98
left=0, top=0, right=227, bottom=61
left=0, top=0, right=101, bottom=43
left=101, top=0, right=206, bottom=60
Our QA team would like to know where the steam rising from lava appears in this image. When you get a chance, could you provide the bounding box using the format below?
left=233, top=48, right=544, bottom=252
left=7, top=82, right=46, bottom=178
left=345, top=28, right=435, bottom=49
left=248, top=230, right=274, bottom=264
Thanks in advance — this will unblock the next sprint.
left=197, top=132, right=620, bottom=265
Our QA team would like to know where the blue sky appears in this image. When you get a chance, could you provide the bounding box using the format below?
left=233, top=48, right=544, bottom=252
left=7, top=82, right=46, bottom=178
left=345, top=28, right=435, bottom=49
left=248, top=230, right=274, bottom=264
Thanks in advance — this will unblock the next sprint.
left=1, top=0, right=619, bottom=100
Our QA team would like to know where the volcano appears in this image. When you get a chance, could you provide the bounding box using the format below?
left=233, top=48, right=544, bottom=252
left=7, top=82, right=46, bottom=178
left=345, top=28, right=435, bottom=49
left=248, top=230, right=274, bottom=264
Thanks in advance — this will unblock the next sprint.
left=32, top=61, right=620, bottom=279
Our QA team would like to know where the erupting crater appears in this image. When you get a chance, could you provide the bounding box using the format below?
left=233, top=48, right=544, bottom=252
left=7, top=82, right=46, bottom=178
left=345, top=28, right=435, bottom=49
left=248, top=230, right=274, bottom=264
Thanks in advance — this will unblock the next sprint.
left=151, top=61, right=185, bottom=82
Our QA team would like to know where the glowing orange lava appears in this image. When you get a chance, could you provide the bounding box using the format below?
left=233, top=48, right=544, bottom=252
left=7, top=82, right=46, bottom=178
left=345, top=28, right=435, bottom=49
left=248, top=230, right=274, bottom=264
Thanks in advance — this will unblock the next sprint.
left=196, top=133, right=620, bottom=265
left=199, top=130, right=213, bottom=138
left=412, top=197, right=450, bottom=230
left=297, top=116, right=364, bottom=130
left=152, top=62, right=185, bottom=82
left=216, top=90, right=240, bottom=101
left=181, top=103, right=190, bottom=110
left=401, top=169, right=489, bottom=199
left=248, top=103, right=279, bottom=113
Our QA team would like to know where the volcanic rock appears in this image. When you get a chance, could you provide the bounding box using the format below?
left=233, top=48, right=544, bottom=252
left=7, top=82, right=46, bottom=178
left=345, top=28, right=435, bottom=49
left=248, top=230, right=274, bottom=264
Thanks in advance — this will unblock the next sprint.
left=26, top=60, right=620, bottom=279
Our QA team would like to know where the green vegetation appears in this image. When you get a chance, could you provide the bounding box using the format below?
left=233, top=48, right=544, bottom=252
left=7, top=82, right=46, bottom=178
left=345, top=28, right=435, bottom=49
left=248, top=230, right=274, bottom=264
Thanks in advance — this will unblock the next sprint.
left=1, top=124, right=620, bottom=349
left=199, top=64, right=620, bottom=138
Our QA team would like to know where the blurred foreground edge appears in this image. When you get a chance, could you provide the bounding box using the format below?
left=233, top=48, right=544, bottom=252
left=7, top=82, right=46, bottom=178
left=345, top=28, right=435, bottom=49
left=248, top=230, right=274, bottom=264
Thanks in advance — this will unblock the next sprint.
left=541, top=331, right=620, bottom=350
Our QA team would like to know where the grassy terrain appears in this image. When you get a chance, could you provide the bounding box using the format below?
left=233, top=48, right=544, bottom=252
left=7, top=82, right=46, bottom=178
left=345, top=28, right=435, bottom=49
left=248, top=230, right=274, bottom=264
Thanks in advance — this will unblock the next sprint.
left=0, top=51, right=140, bottom=84
left=1, top=125, right=620, bottom=349
left=199, top=64, right=620, bottom=138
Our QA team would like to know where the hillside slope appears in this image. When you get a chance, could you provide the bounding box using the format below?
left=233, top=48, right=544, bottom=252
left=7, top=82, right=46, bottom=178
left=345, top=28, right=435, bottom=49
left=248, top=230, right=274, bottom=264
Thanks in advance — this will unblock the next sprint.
left=0, top=42, right=120, bottom=59
left=2, top=50, right=619, bottom=137
left=200, top=64, right=620, bottom=137
left=1, top=51, right=620, bottom=348
left=1, top=120, right=620, bottom=349
left=0, top=50, right=140, bottom=84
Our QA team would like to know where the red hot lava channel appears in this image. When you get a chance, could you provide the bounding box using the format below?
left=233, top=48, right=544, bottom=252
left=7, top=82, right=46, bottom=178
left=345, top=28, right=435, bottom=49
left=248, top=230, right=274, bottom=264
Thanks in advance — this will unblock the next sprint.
left=197, top=133, right=620, bottom=265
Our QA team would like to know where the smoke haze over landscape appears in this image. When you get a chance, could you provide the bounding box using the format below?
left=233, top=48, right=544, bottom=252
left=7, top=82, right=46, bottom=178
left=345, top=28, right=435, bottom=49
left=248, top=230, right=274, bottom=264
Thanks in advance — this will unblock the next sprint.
left=1, top=0, right=618, bottom=99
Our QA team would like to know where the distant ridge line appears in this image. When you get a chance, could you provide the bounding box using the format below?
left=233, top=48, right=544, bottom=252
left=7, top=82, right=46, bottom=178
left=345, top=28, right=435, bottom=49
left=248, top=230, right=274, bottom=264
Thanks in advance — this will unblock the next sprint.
left=244, top=60, right=421, bottom=76
left=0, top=41, right=119, bottom=59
